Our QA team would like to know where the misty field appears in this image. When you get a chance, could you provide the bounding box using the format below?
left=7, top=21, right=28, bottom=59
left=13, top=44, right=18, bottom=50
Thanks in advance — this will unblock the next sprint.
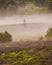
left=0, top=40, right=52, bottom=65
left=0, top=0, right=52, bottom=65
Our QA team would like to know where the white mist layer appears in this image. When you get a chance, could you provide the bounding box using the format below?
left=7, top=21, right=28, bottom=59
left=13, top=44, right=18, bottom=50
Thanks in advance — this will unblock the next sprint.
left=0, top=14, right=52, bottom=25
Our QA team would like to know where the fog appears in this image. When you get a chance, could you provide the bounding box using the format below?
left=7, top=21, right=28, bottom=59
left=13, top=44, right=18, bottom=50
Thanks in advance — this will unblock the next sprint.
left=0, top=14, right=52, bottom=41
left=0, top=13, right=52, bottom=25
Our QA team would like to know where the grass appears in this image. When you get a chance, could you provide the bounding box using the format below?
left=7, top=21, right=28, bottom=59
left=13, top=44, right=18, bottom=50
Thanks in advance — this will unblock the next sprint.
left=0, top=40, right=52, bottom=65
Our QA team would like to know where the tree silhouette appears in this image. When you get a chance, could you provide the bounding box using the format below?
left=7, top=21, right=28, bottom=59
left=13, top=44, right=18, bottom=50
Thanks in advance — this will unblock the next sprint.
left=45, top=27, right=52, bottom=39
left=0, top=31, right=12, bottom=42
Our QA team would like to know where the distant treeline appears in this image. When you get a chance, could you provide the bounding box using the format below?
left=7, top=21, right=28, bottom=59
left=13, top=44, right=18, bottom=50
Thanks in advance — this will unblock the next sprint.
left=0, top=0, right=52, bottom=11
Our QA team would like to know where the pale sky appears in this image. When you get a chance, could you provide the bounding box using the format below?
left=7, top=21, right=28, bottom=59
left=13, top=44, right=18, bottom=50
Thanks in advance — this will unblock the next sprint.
left=0, top=14, right=52, bottom=25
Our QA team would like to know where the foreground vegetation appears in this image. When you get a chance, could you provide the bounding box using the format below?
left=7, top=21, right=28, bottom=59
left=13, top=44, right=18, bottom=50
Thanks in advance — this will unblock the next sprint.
left=0, top=26, right=52, bottom=65
left=0, top=43, right=52, bottom=65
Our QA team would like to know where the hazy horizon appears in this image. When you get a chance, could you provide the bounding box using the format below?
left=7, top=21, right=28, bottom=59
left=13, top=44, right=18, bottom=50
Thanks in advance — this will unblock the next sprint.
left=0, top=14, right=52, bottom=25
